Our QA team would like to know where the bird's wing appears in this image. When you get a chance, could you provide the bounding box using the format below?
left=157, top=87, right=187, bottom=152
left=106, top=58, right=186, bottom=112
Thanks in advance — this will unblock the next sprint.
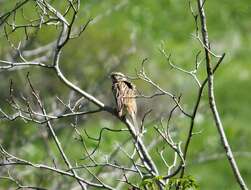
left=112, top=82, right=124, bottom=116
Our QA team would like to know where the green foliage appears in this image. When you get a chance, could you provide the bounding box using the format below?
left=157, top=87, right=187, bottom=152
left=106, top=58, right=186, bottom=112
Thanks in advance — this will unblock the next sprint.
left=168, top=176, right=199, bottom=190
left=140, top=175, right=163, bottom=190
left=139, top=175, right=198, bottom=190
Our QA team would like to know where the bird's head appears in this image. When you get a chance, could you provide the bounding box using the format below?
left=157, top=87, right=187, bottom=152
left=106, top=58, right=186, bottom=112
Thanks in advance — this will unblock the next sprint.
left=110, top=72, right=127, bottom=82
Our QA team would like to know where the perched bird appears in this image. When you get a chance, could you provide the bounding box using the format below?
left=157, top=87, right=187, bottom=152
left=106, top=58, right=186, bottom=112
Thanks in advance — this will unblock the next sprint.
left=110, top=72, right=138, bottom=132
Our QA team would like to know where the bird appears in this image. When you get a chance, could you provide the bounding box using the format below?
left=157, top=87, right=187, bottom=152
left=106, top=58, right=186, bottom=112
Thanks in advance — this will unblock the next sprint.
left=110, top=72, right=138, bottom=133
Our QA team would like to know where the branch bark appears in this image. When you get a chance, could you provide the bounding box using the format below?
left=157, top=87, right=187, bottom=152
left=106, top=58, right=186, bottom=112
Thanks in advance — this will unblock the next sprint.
left=197, top=0, right=248, bottom=189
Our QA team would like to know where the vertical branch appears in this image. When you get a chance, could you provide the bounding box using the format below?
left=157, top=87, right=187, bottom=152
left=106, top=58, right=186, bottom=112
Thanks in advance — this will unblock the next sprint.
left=179, top=54, right=225, bottom=180
left=197, top=0, right=248, bottom=189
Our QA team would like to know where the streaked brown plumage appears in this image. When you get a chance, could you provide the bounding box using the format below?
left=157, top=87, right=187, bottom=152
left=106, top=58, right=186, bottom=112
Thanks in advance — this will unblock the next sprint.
left=110, top=72, right=138, bottom=132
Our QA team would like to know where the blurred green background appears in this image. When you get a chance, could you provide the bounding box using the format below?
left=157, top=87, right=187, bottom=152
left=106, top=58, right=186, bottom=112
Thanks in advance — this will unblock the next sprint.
left=0, top=0, right=250, bottom=189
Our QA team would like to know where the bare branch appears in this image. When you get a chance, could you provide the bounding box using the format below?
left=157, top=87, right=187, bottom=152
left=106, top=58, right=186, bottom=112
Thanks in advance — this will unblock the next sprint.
left=197, top=0, right=247, bottom=189
left=0, top=145, right=114, bottom=189
left=136, top=60, right=192, bottom=118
